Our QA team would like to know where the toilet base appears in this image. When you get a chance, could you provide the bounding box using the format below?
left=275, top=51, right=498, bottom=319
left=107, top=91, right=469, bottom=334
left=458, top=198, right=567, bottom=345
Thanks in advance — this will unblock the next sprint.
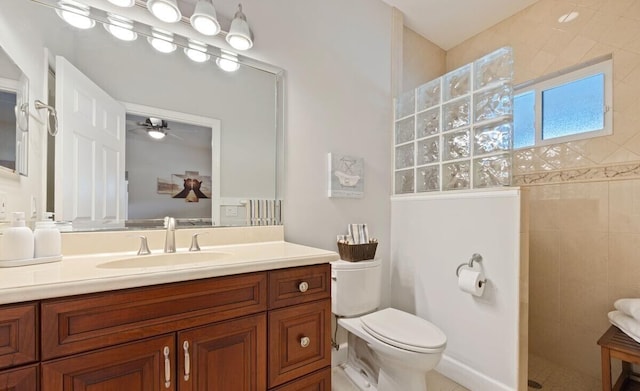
left=339, top=362, right=378, bottom=391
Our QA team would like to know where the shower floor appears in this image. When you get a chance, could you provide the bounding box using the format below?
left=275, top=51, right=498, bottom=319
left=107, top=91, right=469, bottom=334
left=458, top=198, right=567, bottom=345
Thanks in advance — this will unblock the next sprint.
left=528, top=353, right=601, bottom=391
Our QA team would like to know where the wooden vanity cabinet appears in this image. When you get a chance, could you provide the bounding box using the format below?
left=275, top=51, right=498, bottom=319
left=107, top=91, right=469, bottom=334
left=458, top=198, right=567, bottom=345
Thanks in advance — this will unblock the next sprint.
left=267, top=264, right=332, bottom=389
left=0, top=303, right=38, bottom=391
left=2, top=263, right=331, bottom=390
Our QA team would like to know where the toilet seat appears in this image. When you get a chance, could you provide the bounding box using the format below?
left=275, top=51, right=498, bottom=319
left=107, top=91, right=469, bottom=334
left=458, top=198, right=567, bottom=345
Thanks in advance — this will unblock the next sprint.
left=360, top=308, right=446, bottom=354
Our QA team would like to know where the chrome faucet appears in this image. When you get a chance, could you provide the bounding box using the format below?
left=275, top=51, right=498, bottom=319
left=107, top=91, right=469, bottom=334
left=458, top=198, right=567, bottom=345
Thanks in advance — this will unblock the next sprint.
left=164, top=216, right=176, bottom=253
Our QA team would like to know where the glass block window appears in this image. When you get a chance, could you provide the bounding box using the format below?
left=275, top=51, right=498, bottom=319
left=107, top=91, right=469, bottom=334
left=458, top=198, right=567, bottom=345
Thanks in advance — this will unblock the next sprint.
left=393, top=47, right=514, bottom=194
left=513, top=55, right=612, bottom=149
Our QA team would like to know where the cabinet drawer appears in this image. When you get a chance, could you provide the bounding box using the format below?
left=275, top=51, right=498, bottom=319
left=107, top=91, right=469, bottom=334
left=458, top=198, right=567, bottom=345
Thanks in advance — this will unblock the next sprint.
left=41, top=272, right=267, bottom=360
left=271, top=367, right=331, bottom=391
left=268, top=299, right=331, bottom=388
left=268, top=264, right=330, bottom=309
left=0, top=364, right=39, bottom=391
left=0, top=303, right=37, bottom=370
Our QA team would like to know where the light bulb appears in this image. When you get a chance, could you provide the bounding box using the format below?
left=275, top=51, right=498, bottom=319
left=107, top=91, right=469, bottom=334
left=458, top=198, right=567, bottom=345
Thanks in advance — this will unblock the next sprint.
left=104, top=14, right=137, bottom=41
left=184, top=41, right=210, bottom=63
left=107, top=0, right=135, bottom=7
left=190, top=0, right=220, bottom=36
left=148, top=29, right=176, bottom=53
left=56, top=1, right=95, bottom=30
left=147, top=129, right=166, bottom=139
left=147, top=0, right=182, bottom=23
left=216, top=51, right=240, bottom=72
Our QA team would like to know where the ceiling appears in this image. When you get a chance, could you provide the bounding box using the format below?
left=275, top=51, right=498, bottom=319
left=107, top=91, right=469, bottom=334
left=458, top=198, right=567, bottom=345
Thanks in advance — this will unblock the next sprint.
left=380, top=0, right=540, bottom=50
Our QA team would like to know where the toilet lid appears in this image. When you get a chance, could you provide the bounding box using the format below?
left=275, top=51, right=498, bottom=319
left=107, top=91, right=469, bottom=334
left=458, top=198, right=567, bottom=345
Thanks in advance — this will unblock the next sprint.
left=360, top=308, right=446, bottom=353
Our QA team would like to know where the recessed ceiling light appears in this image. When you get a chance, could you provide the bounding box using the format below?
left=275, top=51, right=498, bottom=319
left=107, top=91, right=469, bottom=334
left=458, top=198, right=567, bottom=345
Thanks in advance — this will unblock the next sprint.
left=56, top=1, right=95, bottom=30
left=148, top=29, right=177, bottom=53
left=147, top=0, right=182, bottom=23
left=104, top=14, right=137, bottom=41
left=558, top=11, right=579, bottom=23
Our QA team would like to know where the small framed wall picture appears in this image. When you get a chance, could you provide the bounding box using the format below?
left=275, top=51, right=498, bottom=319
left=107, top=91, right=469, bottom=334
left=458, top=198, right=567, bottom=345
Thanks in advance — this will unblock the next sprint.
left=328, top=153, right=364, bottom=198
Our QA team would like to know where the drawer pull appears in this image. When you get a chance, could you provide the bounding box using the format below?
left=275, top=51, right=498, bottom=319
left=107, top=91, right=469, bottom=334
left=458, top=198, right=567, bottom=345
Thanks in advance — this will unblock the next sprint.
left=163, top=346, right=171, bottom=388
left=300, top=336, right=311, bottom=348
left=298, top=281, right=309, bottom=293
left=183, top=340, right=191, bottom=381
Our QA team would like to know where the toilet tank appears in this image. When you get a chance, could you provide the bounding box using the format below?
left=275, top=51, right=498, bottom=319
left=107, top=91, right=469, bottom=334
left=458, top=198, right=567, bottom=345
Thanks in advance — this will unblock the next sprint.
left=331, top=259, right=382, bottom=317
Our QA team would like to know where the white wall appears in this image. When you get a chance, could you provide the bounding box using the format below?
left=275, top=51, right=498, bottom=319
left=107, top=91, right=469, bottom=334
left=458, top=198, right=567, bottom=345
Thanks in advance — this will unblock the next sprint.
left=390, top=189, right=522, bottom=391
left=0, top=0, right=56, bottom=222
left=238, top=0, right=394, bottom=299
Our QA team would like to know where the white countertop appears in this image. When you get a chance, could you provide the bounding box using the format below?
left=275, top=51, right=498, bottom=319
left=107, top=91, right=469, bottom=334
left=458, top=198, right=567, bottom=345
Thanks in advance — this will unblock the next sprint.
left=0, top=241, right=339, bottom=305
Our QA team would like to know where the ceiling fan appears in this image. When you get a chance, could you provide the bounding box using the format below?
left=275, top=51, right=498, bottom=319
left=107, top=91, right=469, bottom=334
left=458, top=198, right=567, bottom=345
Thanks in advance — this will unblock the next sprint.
left=127, top=117, right=181, bottom=140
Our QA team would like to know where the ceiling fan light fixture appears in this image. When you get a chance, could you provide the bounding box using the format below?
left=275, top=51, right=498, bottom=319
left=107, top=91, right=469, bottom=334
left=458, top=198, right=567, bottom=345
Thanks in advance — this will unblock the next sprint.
left=225, top=4, right=253, bottom=51
left=184, top=40, right=210, bottom=63
left=147, top=0, right=182, bottom=24
left=148, top=28, right=177, bottom=53
left=107, top=0, right=135, bottom=7
left=147, top=129, right=167, bottom=140
left=190, top=0, right=221, bottom=36
left=104, top=14, right=137, bottom=41
left=216, top=50, right=240, bottom=72
left=56, top=1, right=95, bottom=30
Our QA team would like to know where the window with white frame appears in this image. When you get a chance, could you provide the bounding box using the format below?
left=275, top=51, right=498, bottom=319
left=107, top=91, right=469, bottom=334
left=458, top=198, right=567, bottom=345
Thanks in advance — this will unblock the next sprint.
left=513, top=55, right=613, bottom=149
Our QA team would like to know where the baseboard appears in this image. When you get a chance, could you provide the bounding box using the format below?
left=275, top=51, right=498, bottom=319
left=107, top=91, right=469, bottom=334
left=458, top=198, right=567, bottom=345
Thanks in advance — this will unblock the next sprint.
left=436, top=354, right=515, bottom=391
left=331, top=342, right=348, bottom=367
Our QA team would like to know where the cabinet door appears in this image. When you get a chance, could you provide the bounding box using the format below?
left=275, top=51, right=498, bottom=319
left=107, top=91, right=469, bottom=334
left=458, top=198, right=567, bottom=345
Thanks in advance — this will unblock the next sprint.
left=41, top=334, right=176, bottom=391
left=0, top=303, right=37, bottom=370
left=178, top=314, right=266, bottom=391
left=0, top=364, right=38, bottom=391
left=268, top=300, right=331, bottom=388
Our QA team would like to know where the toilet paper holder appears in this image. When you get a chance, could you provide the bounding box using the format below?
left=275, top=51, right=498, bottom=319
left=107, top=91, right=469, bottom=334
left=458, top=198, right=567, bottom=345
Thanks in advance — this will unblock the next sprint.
left=455, top=253, right=484, bottom=277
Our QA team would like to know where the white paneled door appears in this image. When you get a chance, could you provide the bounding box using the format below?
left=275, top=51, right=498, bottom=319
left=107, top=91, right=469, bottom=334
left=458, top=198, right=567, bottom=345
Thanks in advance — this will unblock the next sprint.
left=55, top=56, right=126, bottom=229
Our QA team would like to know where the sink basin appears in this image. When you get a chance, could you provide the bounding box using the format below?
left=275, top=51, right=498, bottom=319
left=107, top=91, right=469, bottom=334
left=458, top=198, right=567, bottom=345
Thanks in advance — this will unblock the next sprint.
left=97, top=251, right=233, bottom=269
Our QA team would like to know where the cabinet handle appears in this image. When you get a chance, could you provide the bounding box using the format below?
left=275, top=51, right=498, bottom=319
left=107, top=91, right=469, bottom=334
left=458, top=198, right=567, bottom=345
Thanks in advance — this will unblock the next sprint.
left=163, top=346, right=171, bottom=388
left=298, top=281, right=309, bottom=293
left=300, top=336, right=311, bottom=348
left=183, top=340, right=191, bottom=381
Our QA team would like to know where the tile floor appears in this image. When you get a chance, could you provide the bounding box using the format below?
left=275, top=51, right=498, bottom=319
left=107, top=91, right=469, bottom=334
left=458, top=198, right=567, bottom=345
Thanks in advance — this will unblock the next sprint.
left=332, top=366, right=469, bottom=391
left=333, top=353, right=606, bottom=391
left=528, top=354, right=601, bottom=391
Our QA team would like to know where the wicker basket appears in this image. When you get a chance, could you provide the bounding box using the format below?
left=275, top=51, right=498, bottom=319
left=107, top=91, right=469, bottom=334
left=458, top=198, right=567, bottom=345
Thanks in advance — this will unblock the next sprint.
left=337, top=242, right=378, bottom=262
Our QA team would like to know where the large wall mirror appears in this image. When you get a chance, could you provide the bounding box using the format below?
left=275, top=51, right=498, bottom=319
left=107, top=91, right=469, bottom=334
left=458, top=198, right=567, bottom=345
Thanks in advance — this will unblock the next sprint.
left=0, top=45, right=29, bottom=177
left=9, top=0, right=283, bottom=230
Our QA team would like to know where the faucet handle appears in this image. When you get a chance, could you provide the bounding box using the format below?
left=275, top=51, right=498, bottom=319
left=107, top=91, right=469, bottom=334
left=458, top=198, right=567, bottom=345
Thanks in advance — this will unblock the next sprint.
left=189, top=233, right=205, bottom=252
left=137, top=236, right=151, bottom=256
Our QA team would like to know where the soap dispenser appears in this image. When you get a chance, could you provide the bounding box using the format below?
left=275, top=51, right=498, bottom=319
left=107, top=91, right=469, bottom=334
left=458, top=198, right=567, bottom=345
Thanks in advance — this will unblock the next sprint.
left=34, top=212, right=61, bottom=258
left=0, top=212, right=35, bottom=261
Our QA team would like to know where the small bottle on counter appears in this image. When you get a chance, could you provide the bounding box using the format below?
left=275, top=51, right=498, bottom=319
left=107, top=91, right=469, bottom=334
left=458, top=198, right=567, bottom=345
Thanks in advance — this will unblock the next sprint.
left=0, top=212, right=35, bottom=261
left=34, top=212, right=61, bottom=258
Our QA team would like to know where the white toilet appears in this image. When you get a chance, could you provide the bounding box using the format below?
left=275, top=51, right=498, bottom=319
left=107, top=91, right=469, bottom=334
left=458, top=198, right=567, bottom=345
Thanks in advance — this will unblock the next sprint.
left=331, top=259, right=446, bottom=391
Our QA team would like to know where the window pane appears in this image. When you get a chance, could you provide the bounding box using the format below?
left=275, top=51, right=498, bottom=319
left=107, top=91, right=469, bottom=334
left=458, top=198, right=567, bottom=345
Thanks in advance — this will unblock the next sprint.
left=513, top=90, right=535, bottom=149
left=541, top=73, right=604, bottom=140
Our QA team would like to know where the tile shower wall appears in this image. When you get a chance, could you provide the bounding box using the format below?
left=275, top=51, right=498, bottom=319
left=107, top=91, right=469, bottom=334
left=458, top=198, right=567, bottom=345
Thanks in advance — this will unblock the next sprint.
left=394, top=47, right=514, bottom=194
left=446, top=0, right=640, bottom=173
left=441, top=0, right=640, bottom=381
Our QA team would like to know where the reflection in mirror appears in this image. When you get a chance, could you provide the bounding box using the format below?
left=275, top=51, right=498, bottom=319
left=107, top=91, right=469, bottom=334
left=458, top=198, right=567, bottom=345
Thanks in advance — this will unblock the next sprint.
left=10, top=0, right=282, bottom=230
left=0, top=46, right=29, bottom=176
